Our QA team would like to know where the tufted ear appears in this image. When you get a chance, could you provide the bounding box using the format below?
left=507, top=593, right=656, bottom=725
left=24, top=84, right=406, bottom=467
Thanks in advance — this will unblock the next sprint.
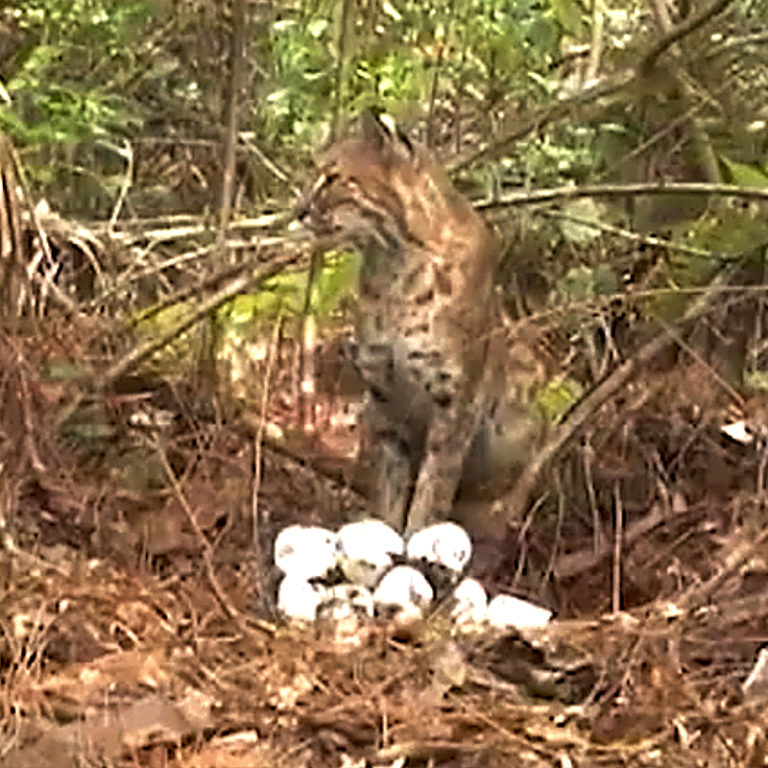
left=360, top=108, right=391, bottom=150
left=360, top=109, right=414, bottom=162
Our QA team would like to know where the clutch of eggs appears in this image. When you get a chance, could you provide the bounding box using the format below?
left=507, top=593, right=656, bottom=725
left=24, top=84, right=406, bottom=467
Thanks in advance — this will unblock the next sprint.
left=273, top=519, right=551, bottom=631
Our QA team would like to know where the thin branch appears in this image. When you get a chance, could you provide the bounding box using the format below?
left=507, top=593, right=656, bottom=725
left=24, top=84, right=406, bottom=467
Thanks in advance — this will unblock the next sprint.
left=451, top=70, right=634, bottom=172
left=55, top=249, right=305, bottom=430
left=645, top=0, right=721, bottom=184
left=641, top=0, right=737, bottom=73
left=585, top=0, right=604, bottom=83
left=219, top=0, right=249, bottom=240
left=154, top=438, right=275, bottom=636
left=251, top=315, right=282, bottom=619
left=479, top=181, right=768, bottom=209
left=500, top=265, right=746, bottom=524
left=534, top=208, right=716, bottom=259
left=454, top=0, right=734, bottom=175
left=106, top=139, right=134, bottom=235
left=330, top=0, right=352, bottom=141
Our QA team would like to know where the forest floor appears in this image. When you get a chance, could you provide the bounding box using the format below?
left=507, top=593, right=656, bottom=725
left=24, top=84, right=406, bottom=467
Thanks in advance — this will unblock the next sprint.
left=2, top=323, right=768, bottom=768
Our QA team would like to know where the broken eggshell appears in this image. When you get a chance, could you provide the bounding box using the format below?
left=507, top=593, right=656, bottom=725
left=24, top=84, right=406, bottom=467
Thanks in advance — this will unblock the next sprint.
left=317, top=583, right=375, bottom=622
left=451, top=578, right=488, bottom=627
left=373, top=565, right=434, bottom=622
left=486, top=594, right=552, bottom=630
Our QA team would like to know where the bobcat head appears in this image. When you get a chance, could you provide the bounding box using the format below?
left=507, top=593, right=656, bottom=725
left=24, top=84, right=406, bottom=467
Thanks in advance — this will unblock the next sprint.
left=297, top=111, right=487, bottom=256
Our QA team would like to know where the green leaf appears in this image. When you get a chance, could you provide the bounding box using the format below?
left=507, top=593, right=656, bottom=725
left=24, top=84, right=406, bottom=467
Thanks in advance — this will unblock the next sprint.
left=536, top=377, right=584, bottom=422
left=550, top=0, right=585, bottom=37
left=557, top=263, right=619, bottom=301
left=720, top=157, right=768, bottom=188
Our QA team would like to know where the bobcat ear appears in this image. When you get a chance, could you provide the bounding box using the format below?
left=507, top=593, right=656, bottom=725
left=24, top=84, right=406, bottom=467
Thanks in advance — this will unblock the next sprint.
left=360, top=109, right=414, bottom=161
left=360, top=109, right=392, bottom=150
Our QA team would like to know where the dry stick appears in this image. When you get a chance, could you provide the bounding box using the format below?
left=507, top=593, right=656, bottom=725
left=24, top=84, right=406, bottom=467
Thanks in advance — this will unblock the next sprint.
left=425, top=0, right=456, bottom=148
left=501, top=272, right=748, bottom=525
left=452, top=70, right=634, bottom=171
left=641, top=0, right=737, bottom=73
left=131, top=259, right=256, bottom=325
left=219, top=0, right=247, bottom=242
left=89, top=244, right=215, bottom=312
left=55, top=250, right=305, bottom=430
left=3, top=137, right=79, bottom=316
left=251, top=315, right=282, bottom=619
left=677, top=514, right=768, bottom=611
left=612, top=479, right=623, bottom=614
left=15, top=348, right=46, bottom=476
left=154, top=439, right=275, bottom=636
left=297, top=247, right=322, bottom=433
left=0, top=136, right=25, bottom=319
left=106, top=138, right=133, bottom=236
left=585, top=0, right=604, bottom=83
left=330, top=0, right=351, bottom=142
left=240, top=135, right=293, bottom=186
left=647, top=0, right=722, bottom=186
left=480, top=181, right=768, bottom=209
left=534, top=208, right=716, bottom=260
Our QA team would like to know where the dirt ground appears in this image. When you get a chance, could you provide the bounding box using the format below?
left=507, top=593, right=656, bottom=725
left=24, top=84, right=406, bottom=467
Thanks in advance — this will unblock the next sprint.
left=2, top=322, right=768, bottom=768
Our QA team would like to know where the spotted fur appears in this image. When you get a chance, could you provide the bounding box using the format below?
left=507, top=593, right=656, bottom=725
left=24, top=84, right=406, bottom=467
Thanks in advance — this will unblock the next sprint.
left=298, top=112, right=536, bottom=532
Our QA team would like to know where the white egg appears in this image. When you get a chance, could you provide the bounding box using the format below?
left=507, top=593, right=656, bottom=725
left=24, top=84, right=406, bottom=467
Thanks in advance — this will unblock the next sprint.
left=485, top=594, right=552, bottom=630
left=373, top=565, right=434, bottom=621
left=277, top=575, right=328, bottom=623
left=451, top=578, right=488, bottom=626
left=406, top=522, right=472, bottom=573
left=337, top=519, right=405, bottom=587
left=274, top=524, right=338, bottom=579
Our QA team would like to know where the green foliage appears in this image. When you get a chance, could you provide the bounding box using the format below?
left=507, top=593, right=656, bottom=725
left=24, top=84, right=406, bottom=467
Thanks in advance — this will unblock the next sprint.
left=2, top=1, right=157, bottom=145
left=261, top=0, right=579, bottom=155
left=131, top=301, right=202, bottom=371
left=535, top=376, right=584, bottom=422
left=217, top=251, right=359, bottom=334
left=720, top=157, right=768, bottom=187
left=557, top=263, right=620, bottom=302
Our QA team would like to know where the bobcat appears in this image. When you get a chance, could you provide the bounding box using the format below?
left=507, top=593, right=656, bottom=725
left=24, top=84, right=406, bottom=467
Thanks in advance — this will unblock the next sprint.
left=297, top=111, right=542, bottom=533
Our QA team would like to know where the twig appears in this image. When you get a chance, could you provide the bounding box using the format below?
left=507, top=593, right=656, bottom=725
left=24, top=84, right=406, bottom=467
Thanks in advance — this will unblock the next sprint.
left=641, top=0, right=737, bottom=73
left=56, top=249, right=305, bottom=429
left=452, top=70, right=634, bottom=171
left=298, top=247, right=323, bottom=433
left=646, top=0, right=722, bottom=185
left=534, top=208, right=716, bottom=260
left=479, top=181, right=768, bottom=209
left=330, top=0, right=351, bottom=142
left=585, top=0, right=604, bottom=83
left=501, top=264, right=744, bottom=524
left=677, top=510, right=768, bottom=610
left=106, top=139, right=134, bottom=235
left=612, top=479, right=623, bottom=614
left=154, top=438, right=275, bottom=636
left=251, top=315, right=282, bottom=619
left=219, top=0, right=248, bottom=241
left=453, top=0, right=733, bottom=176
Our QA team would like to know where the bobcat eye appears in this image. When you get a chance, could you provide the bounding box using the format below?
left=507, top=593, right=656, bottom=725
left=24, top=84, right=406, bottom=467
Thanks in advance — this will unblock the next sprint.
left=309, top=171, right=339, bottom=198
left=321, top=171, right=340, bottom=187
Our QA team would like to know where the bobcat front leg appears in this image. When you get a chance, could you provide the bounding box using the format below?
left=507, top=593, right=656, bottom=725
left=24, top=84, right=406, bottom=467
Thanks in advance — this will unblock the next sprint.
left=405, top=400, right=480, bottom=532
left=356, top=396, right=414, bottom=531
